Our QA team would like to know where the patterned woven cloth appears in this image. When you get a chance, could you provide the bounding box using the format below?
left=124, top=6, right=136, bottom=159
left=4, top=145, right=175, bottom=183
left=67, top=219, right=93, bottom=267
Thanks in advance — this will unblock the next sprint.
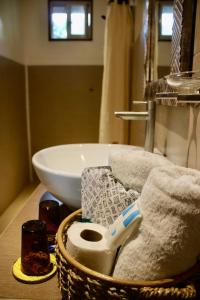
left=81, top=167, right=140, bottom=227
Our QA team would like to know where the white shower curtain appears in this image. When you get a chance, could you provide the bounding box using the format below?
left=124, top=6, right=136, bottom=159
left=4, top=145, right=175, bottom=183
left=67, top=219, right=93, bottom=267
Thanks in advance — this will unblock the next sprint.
left=99, top=0, right=133, bottom=144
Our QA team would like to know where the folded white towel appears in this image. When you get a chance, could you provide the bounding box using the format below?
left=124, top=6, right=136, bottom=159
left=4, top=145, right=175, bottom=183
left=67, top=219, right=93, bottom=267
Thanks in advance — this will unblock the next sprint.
left=113, top=166, right=200, bottom=280
left=81, top=167, right=140, bottom=227
left=109, top=150, right=172, bottom=192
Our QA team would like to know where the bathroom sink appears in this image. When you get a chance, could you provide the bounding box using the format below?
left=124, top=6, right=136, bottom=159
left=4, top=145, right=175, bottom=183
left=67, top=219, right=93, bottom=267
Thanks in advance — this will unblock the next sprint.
left=32, top=143, right=139, bottom=209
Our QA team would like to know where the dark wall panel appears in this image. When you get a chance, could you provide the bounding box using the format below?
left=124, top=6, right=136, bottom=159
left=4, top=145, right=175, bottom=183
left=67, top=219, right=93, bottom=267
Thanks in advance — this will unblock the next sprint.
left=0, top=56, right=29, bottom=215
left=29, top=66, right=103, bottom=154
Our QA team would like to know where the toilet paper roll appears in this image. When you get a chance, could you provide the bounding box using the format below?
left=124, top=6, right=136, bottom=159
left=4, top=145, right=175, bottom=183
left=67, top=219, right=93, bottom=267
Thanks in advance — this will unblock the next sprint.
left=66, top=222, right=117, bottom=275
left=106, top=202, right=142, bottom=250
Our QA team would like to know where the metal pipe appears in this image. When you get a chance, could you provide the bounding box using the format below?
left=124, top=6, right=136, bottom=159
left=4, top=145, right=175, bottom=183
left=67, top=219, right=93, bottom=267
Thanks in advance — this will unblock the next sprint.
left=114, top=101, right=156, bottom=152
left=144, top=101, right=155, bottom=153
left=115, top=111, right=149, bottom=121
left=132, top=101, right=148, bottom=105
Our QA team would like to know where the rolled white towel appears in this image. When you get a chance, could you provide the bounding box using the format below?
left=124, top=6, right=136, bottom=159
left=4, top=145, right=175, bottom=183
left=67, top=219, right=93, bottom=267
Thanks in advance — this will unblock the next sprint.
left=109, top=150, right=172, bottom=192
left=113, top=165, right=200, bottom=280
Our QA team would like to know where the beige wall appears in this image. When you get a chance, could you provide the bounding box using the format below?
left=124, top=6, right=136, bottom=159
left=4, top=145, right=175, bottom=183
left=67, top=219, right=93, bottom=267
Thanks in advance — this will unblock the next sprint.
left=0, top=56, right=29, bottom=215
left=158, top=42, right=171, bottom=67
left=155, top=0, right=200, bottom=169
left=129, top=0, right=147, bottom=147
left=0, top=0, right=107, bottom=66
left=0, top=0, right=24, bottom=63
left=22, top=0, right=107, bottom=65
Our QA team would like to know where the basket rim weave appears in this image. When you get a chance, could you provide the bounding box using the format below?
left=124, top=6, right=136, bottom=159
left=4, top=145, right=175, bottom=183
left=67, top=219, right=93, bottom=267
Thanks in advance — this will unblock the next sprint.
left=57, top=208, right=199, bottom=288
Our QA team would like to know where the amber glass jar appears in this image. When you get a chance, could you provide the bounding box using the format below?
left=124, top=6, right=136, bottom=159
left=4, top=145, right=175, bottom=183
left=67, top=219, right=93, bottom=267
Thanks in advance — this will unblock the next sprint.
left=21, top=220, right=52, bottom=276
left=39, top=200, right=60, bottom=248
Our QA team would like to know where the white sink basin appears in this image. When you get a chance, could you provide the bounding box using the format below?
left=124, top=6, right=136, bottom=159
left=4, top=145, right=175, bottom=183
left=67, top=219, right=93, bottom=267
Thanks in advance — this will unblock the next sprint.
left=32, top=143, right=139, bottom=209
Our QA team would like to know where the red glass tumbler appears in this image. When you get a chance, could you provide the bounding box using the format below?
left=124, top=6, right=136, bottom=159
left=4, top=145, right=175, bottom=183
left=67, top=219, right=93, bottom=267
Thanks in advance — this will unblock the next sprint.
left=39, top=200, right=60, bottom=248
left=21, top=220, right=52, bottom=276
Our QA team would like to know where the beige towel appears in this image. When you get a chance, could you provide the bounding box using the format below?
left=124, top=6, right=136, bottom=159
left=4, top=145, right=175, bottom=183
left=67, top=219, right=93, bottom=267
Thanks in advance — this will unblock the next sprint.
left=109, top=150, right=172, bottom=192
left=113, top=166, right=200, bottom=280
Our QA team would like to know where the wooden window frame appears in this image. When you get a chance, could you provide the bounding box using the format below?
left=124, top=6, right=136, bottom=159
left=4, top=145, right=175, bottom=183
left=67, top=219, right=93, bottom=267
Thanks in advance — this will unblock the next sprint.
left=48, top=0, right=93, bottom=41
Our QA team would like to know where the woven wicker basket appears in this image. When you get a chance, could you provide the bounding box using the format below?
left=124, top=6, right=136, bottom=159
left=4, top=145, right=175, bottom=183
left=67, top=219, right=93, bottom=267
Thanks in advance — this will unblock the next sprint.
left=56, top=209, right=200, bottom=300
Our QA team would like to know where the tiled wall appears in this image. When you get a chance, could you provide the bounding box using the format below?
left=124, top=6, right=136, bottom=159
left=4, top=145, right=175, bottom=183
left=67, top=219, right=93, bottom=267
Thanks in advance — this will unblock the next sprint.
left=29, top=66, right=103, bottom=155
left=155, top=0, right=200, bottom=169
left=0, top=56, right=29, bottom=215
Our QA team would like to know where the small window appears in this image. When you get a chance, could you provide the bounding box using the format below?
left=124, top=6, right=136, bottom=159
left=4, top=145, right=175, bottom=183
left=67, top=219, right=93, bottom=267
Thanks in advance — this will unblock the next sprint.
left=158, top=1, right=174, bottom=41
left=48, top=0, right=92, bottom=41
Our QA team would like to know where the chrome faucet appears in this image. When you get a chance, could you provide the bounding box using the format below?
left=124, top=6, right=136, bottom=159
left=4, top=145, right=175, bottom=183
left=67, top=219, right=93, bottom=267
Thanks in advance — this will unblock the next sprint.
left=115, top=101, right=156, bottom=152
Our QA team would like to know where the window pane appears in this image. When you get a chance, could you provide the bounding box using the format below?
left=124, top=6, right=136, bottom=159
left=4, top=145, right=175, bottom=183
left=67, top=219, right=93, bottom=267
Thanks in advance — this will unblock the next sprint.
left=51, top=5, right=67, bottom=39
left=71, top=5, right=85, bottom=35
left=161, top=5, right=173, bottom=36
left=88, top=13, right=91, bottom=27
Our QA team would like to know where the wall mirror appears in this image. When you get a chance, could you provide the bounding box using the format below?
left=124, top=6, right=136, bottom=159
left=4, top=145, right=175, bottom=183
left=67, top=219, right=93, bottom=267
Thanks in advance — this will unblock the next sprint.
left=145, top=0, right=197, bottom=85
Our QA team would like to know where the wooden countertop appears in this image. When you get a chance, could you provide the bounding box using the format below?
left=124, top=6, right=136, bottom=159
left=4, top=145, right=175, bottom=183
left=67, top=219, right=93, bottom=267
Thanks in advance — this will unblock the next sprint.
left=0, top=184, right=61, bottom=300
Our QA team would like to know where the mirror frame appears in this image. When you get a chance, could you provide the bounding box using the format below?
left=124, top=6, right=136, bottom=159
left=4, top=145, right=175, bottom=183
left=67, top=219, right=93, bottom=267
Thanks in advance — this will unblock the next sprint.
left=171, top=0, right=197, bottom=73
left=145, top=0, right=197, bottom=87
